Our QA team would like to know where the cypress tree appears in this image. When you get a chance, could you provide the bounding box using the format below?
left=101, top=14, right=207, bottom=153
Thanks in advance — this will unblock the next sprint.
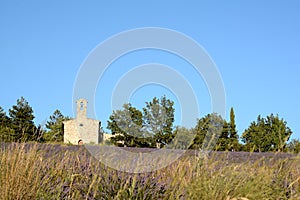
left=229, top=107, right=240, bottom=151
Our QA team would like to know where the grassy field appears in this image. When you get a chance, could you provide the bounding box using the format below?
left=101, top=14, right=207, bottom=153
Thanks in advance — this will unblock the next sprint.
left=1, top=143, right=300, bottom=200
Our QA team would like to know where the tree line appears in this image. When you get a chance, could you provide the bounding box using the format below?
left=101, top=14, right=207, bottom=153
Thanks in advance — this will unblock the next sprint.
left=0, top=96, right=300, bottom=153
left=0, top=97, right=69, bottom=143
left=106, top=96, right=299, bottom=153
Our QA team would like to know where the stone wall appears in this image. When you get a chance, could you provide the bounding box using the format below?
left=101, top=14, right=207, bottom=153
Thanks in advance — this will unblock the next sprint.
left=63, top=98, right=102, bottom=145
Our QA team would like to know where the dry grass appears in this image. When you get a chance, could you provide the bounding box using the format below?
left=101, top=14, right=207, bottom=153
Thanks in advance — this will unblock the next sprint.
left=0, top=143, right=300, bottom=199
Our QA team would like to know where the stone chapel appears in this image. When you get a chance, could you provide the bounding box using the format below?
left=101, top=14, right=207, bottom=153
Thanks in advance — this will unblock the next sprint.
left=63, top=98, right=102, bottom=144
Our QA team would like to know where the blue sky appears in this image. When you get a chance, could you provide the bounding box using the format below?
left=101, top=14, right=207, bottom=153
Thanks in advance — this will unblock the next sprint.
left=0, top=1, right=299, bottom=139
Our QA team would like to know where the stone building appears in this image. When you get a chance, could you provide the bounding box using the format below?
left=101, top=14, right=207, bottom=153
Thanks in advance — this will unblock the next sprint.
left=63, top=98, right=102, bottom=144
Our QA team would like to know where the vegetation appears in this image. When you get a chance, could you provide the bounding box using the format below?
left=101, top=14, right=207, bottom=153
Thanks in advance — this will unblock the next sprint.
left=0, top=97, right=69, bottom=143
left=1, top=97, right=300, bottom=198
left=0, top=97, right=37, bottom=142
left=190, top=112, right=238, bottom=151
left=287, top=139, right=300, bottom=154
left=43, top=109, right=70, bottom=142
left=172, top=126, right=195, bottom=149
left=1, top=97, right=299, bottom=153
left=228, top=107, right=240, bottom=151
left=1, top=143, right=300, bottom=199
left=107, top=96, right=175, bottom=148
left=241, top=114, right=292, bottom=152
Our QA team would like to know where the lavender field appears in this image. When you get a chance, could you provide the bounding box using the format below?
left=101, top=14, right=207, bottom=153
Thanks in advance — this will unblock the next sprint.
left=1, top=143, right=300, bottom=199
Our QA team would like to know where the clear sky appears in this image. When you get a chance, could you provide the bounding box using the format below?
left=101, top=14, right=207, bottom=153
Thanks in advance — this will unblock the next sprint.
left=0, top=1, right=299, bottom=139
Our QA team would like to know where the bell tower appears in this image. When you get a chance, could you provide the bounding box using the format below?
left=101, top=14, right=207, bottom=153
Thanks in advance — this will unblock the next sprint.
left=76, top=98, right=87, bottom=119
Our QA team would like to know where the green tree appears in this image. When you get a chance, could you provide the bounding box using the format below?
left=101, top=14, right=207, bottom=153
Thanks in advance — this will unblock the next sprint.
left=0, top=106, right=8, bottom=126
left=171, top=126, right=195, bottom=149
left=228, top=107, right=240, bottom=151
left=44, top=109, right=70, bottom=142
left=287, top=139, right=300, bottom=154
left=0, top=106, right=6, bottom=121
left=190, top=115, right=210, bottom=150
left=9, top=97, right=36, bottom=142
left=0, top=106, right=15, bottom=142
left=108, top=96, right=176, bottom=148
left=143, top=96, right=175, bottom=147
left=191, top=113, right=230, bottom=151
left=215, top=121, right=231, bottom=151
left=107, top=104, right=149, bottom=147
left=241, top=114, right=292, bottom=152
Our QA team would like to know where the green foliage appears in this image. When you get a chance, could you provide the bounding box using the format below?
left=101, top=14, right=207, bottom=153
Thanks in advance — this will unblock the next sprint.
left=8, top=97, right=37, bottom=142
left=287, top=139, right=300, bottom=153
left=0, top=96, right=296, bottom=155
left=108, top=96, right=175, bottom=147
left=171, top=126, right=195, bottom=149
left=143, top=96, right=175, bottom=146
left=107, top=103, right=149, bottom=147
left=191, top=113, right=232, bottom=151
left=44, top=109, right=70, bottom=143
left=0, top=106, right=14, bottom=142
left=0, top=126, right=15, bottom=142
left=0, top=106, right=6, bottom=122
left=191, top=113, right=215, bottom=150
left=228, top=107, right=241, bottom=151
left=241, top=114, right=292, bottom=152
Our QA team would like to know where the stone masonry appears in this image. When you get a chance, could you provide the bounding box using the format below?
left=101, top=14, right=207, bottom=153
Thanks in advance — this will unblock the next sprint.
left=63, top=99, right=102, bottom=144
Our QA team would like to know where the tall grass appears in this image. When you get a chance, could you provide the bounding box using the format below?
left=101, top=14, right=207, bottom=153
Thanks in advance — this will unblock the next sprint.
left=0, top=143, right=300, bottom=199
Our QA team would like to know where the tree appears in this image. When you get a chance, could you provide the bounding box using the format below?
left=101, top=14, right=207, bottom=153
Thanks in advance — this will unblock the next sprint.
left=108, top=96, right=176, bottom=148
left=241, top=114, right=292, bottom=152
left=228, top=107, right=240, bottom=151
left=190, top=114, right=209, bottom=150
left=171, top=126, right=195, bottom=149
left=0, top=106, right=8, bottom=126
left=190, top=113, right=230, bottom=151
left=9, top=97, right=36, bottom=142
left=0, top=106, right=15, bottom=142
left=287, top=139, right=300, bottom=154
left=0, top=106, right=6, bottom=122
left=107, top=103, right=149, bottom=147
left=143, top=96, right=175, bottom=147
left=44, top=109, right=70, bottom=142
